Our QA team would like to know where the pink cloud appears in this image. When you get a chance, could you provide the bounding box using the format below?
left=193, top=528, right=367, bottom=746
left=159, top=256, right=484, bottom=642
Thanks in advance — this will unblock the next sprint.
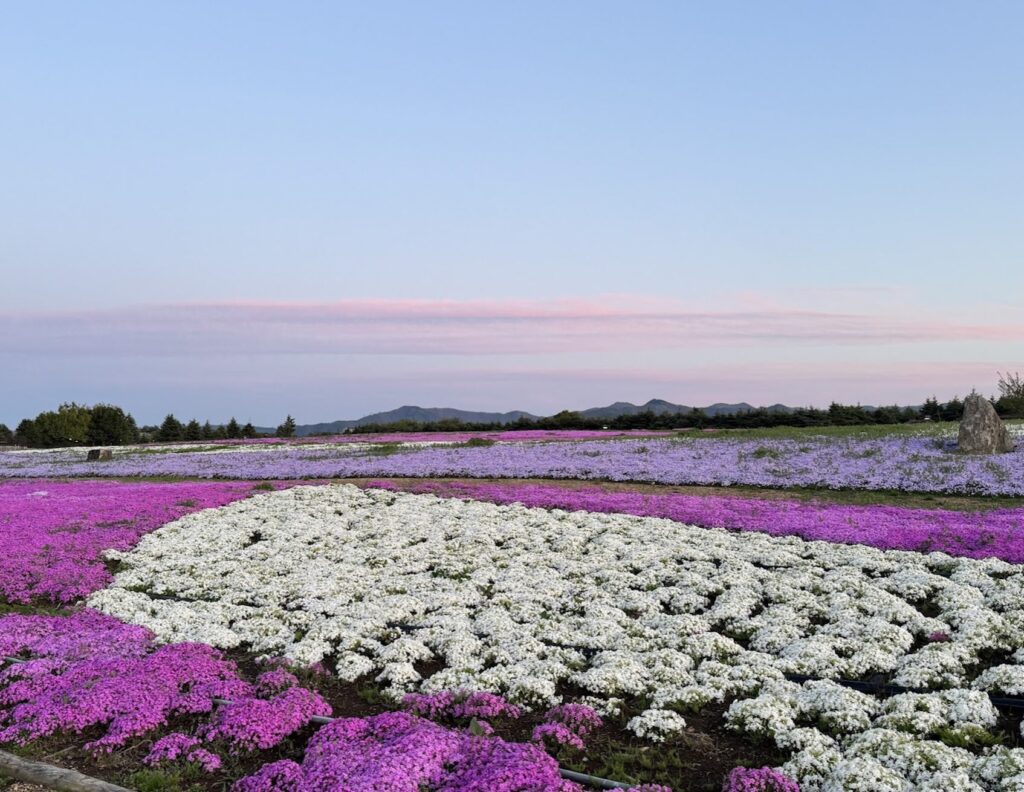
left=2, top=297, right=1021, bottom=357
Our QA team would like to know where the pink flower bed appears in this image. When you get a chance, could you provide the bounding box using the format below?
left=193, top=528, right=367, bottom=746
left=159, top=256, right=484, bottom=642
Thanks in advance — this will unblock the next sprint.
left=233, top=712, right=584, bottom=792
left=0, top=610, right=262, bottom=751
left=0, top=479, right=261, bottom=603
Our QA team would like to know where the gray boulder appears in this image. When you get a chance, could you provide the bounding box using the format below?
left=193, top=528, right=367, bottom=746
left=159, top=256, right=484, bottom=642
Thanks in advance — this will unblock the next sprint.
left=958, top=393, right=1013, bottom=454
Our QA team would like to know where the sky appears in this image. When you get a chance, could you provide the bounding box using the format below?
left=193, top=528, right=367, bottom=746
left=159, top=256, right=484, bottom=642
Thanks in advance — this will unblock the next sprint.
left=1, top=2, right=1022, bottom=425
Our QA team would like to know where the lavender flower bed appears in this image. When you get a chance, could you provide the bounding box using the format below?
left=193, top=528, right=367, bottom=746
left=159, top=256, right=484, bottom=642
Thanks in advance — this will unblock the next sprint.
left=3, top=433, right=1021, bottom=495
left=369, top=479, right=1024, bottom=562
left=208, top=429, right=672, bottom=445
left=0, top=479, right=259, bottom=603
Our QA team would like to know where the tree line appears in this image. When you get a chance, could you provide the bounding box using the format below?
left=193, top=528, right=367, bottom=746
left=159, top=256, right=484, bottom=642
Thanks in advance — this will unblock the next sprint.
left=347, top=375, right=1024, bottom=435
left=0, top=404, right=299, bottom=448
left=1, top=373, right=1021, bottom=448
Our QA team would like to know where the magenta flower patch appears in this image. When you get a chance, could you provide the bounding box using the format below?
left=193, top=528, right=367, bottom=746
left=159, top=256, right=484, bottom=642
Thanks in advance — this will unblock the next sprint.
left=0, top=479, right=258, bottom=602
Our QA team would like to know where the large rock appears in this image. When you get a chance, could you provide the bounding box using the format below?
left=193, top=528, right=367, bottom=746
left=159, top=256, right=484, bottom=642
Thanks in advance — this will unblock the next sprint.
left=958, top=393, right=1013, bottom=454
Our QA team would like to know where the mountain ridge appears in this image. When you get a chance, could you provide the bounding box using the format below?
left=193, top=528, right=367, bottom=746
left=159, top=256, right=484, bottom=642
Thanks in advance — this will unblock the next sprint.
left=256, top=399, right=796, bottom=437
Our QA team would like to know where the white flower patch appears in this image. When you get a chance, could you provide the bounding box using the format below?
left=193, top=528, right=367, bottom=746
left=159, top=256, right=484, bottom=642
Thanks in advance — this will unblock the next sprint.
left=820, top=756, right=907, bottom=792
left=796, top=680, right=879, bottom=734
left=973, top=665, right=1024, bottom=696
left=625, top=709, right=687, bottom=741
left=87, top=485, right=1024, bottom=790
left=973, top=748, right=1024, bottom=792
left=875, top=690, right=998, bottom=740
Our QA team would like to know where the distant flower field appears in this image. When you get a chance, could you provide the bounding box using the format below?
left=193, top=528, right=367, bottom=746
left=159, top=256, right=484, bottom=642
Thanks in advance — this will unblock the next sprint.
left=2, top=432, right=1021, bottom=494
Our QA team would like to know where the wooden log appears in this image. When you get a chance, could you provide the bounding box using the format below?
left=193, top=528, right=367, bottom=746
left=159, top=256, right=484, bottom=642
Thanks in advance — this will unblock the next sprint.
left=0, top=750, right=133, bottom=792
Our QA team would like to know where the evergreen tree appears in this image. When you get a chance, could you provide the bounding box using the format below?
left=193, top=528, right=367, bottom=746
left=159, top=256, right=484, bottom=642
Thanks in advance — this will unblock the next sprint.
left=0, top=424, right=12, bottom=445
left=184, top=419, right=203, bottom=441
left=275, top=415, right=297, bottom=438
left=226, top=418, right=241, bottom=439
left=201, top=420, right=215, bottom=440
left=939, top=397, right=964, bottom=422
left=241, top=422, right=257, bottom=439
left=157, top=414, right=184, bottom=442
left=14, top=419, right=38, bottom=447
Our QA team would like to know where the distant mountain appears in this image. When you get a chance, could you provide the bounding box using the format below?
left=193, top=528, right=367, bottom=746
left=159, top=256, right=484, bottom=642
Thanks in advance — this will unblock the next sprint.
left=258, top=406, right=539, bottom=437
left=579, top=399, right=794, bottom=419
left=260, top=399, right=797, bottom=436
left=580, top=399, right=693, bottom=419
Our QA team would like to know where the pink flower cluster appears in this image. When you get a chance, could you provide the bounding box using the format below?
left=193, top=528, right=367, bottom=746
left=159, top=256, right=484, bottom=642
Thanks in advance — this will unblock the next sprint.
left=145, top=733, right=222, bottom=772
left=723, top=767, right=800, bottom=792
left=0, top=479, right=257, bottom=602
left=233, top=711, right=583, bottom=792
left=203, top=686, right=331, bottom=752
left=532, top=703, right=603, bottom=751
left=402, top=690, right=523, bottom=721
left=255, top=668, right=301, bottom=696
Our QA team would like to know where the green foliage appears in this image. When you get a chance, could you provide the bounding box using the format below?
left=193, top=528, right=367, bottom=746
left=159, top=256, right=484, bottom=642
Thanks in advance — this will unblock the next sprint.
left=242, top=422, right=257, bottom=438
left=939, top=396, right=964, bottom=421
left=936, top=724, right=1003, bottom=749
left=87, top=403, right=139, bottom=445
left=157, top=414, right=184, bottom=442
left=125, top=767, right=206, bottom=792
left=0, top=423, right=12, bottom=445
left=31, top=403, right=92, bottom=447
left=276, top=414, right=297, bottom=438
left=997, top=371, right=1024, bottom=417
left=14, top=418, right=38, bottom=446
left=226, top=417, right=241, bottom=439
left=184, top=419, right=203, bottom=441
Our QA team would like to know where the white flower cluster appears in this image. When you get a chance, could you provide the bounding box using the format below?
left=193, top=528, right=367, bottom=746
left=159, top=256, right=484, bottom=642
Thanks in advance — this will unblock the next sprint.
left=625, top=708, right=687, bottom=741
left=727, top=682, right=1021, bottom=790
left=88, top=485, right=1024, bottom=789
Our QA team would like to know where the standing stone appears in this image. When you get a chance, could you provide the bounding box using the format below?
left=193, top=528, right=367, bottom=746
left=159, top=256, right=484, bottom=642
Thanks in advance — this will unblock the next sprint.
left=958, top=393, right=1013, bottom=454
left=98, top=449, right=113, bottom=461
left=86, top=449, right=101, bottom=461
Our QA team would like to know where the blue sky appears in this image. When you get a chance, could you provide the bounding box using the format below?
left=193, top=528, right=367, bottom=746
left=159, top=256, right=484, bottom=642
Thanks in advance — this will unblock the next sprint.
left=1, top=2, right=1021, bottom=424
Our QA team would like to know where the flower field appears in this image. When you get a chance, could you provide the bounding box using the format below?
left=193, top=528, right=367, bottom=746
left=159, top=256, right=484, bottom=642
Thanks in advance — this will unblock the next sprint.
left=0, top=479, right=260, bottom=603
left=2, top=426, right=1024, bottom=791
left=2, top=431, right=1021, bottom=494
